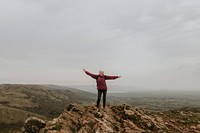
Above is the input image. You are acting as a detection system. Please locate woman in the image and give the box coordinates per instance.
[83,69,121,111]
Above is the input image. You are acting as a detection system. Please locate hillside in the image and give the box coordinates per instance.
[0,84,96,116]
[0,84,96,133]
[24,103,200,133]
[0,106,47,133]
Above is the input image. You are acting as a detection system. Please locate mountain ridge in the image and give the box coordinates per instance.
[26,103,200,133]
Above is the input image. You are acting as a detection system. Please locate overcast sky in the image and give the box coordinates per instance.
[0,0,200,91]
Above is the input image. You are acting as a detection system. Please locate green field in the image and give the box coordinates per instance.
[108,90,200,111]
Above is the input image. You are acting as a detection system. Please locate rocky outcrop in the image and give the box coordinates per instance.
[23,103,200,133]
[22,117,46,133]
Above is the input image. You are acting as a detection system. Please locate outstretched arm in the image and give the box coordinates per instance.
[83,69,98,79]
[105,75,121,80]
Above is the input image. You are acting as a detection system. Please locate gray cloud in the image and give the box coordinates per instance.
[0,0,200,90]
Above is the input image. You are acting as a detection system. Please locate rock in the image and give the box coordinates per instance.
[170,119,176,123]
[38,104,200,133]
[22,117,46,133]
[190,126,196,130]
[65,103,84,115]
[180,111,186,116]
[123,120,144,132]
[95,112,103,118]
[197,124,200,130]
[155,116,163,122]
[193,130,200,133]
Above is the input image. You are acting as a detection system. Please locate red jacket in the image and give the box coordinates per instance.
[85,71,119,90]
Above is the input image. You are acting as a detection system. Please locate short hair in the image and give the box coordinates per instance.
[99,70,104,74]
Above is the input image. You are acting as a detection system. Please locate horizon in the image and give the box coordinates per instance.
[0,83,200,93]
[0,0,200,91]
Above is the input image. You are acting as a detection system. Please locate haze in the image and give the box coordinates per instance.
[0,0,200,91]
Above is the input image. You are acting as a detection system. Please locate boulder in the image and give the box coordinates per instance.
[22,117,46,133]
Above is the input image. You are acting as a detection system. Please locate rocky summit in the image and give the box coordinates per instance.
[22,103,200,133]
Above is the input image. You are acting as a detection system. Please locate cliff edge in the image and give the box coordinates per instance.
[22,103,200,133]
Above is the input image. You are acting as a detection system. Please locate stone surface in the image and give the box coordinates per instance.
[21,104,200,133]
[22,117,46,133]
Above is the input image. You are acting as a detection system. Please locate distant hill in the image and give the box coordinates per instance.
[69,85,137,93]
[109,90,200,111]
[0,84,96,133]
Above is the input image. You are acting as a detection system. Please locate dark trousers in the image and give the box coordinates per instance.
[97,90,107,108]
